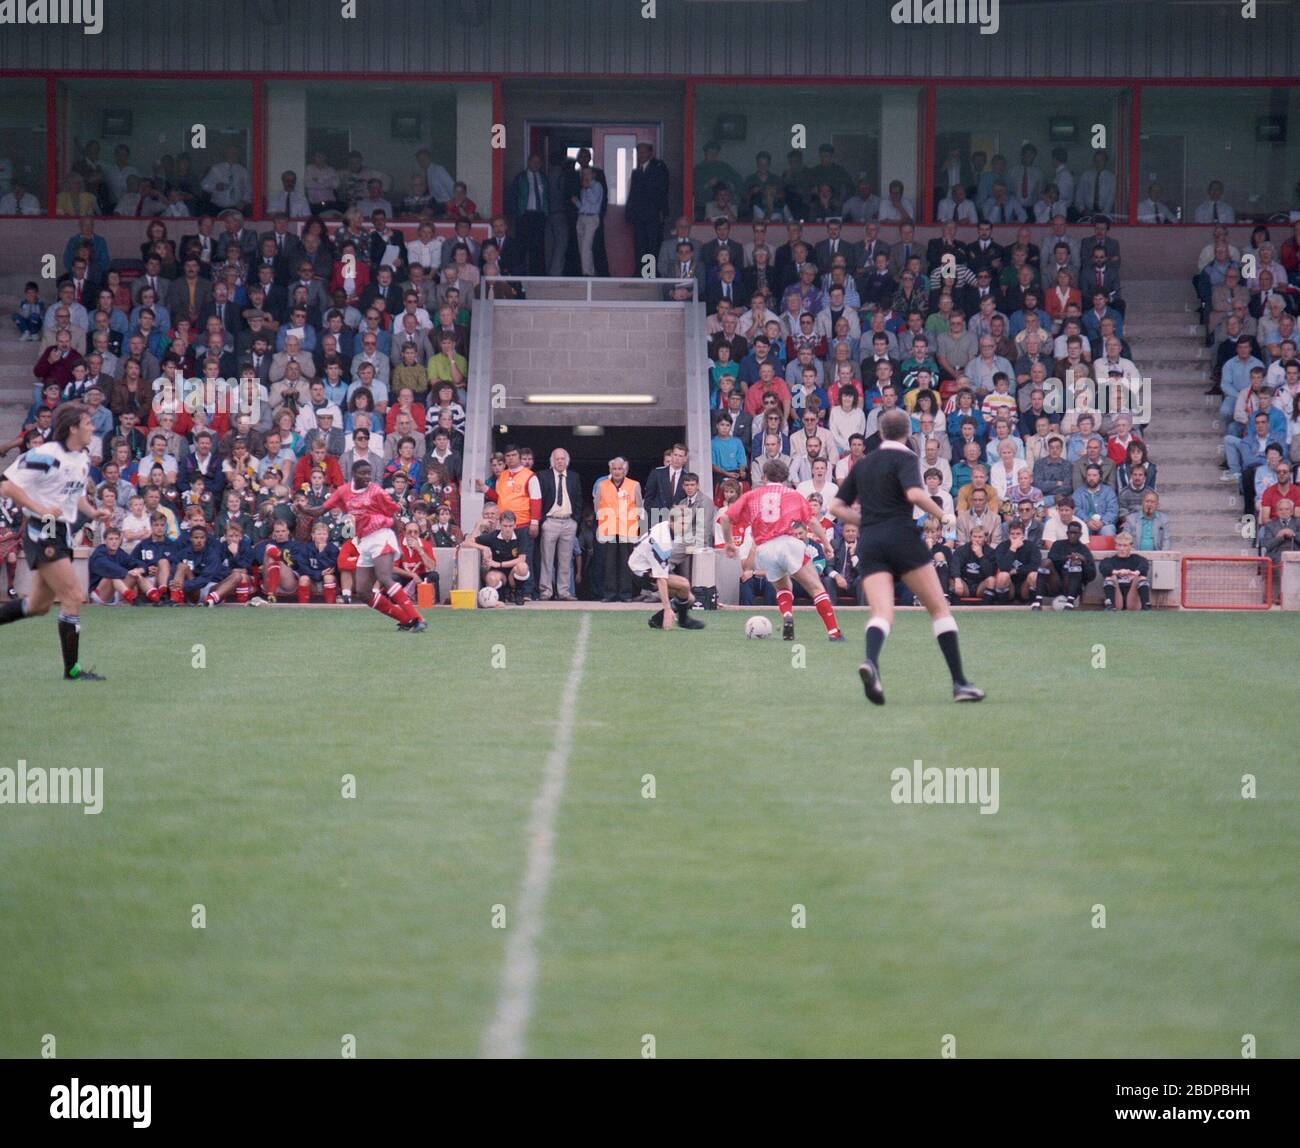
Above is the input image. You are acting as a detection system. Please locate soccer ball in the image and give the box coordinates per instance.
[477,586,500,609]
[1051,595,1069,612]
[745,615,773,639]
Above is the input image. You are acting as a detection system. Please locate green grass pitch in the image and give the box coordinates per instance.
[0,607,1295,1058]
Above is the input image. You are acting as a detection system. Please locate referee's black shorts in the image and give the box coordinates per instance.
[857,518,932,579]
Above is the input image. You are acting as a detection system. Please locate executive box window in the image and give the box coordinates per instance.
[933,86,1129,224]
[264,81,492,219]
[1140,87,1300,225]
[54,79,254,218]
[0,80,48,216]
[691,84,921,224]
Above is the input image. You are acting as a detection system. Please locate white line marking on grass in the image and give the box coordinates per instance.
[481,611,591,1059]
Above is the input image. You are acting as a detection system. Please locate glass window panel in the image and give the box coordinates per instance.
[933,86,1128,224]
[691,84,921,223]
[266,81,491,220]
[57,78,253,217]
[1141,87,1300,224]
[0,80,47,216]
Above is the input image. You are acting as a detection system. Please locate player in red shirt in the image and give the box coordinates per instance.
[299,459,426,631]
[717,457,843,641]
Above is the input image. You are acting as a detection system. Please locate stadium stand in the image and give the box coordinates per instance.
[3,82,1299,611]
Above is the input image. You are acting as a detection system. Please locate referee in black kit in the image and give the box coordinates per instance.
[830,408,984,706]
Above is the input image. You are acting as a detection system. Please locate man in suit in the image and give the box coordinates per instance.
[199,282,240,338]
[241,334,275,387]
[965,221,1004,273]
[926,221,965,275]
[856,223,891,275]
[367,211,408,272]
[658,216,697,275]
[888,223,924,278]
[699,217,744,273]
[625,142,670,270]
[1080,247,1124,314]
[260,214,304,268]
[215,211,259,265]
[814,218,859,274]
[773,222,806,281]
[508,154,548,276]
[179,215,219,271]
[644,443,690,516]
[536,447,584,601]
[165,258,213,326]
[661,238,703,288]
[823,524,863,603]
[705,260,745,312]
[132,254,171,304]
[251,235,292,287]
[288,259,330,316]
[721,390,754,458]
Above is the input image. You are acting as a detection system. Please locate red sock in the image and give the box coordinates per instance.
[813,591,840,635]
[369,587,399,618]
[264,552,281,597]
[387,582,421,624]
[323,583,337,604]
[123,589,137,603]
[146,587,161,603]
[776,589,794,617]
[296,582,311,603]
[170,588,185,604]
[204,591,220,606]
[235,582,251,604]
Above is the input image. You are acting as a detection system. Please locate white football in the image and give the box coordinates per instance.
[1051,595,1069,612]
[477,586,500,608]
[745,615,773,639]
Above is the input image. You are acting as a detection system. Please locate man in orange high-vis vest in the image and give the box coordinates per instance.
[495,443,542,599]
[595,456,643,602]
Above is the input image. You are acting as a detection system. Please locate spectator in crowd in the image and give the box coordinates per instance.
[626,142,669,271]
[1074,150,1116,217]
[1194,180,1236,224]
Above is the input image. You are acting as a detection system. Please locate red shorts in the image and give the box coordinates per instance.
[337,539,360,572]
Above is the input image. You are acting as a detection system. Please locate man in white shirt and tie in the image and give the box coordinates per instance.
[267,170,311,218]
[1074,149,1116,217]
[539,448,581,601]
[1137,183,1177,224]
[1050,147,1075,208]
[1194,180,1236,224]
[1008,144,1043,211]
[201,146,252,212]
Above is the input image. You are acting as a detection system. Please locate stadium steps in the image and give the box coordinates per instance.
[1124,280,1246,555]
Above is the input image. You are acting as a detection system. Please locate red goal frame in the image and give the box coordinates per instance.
[1180,556,1273,610]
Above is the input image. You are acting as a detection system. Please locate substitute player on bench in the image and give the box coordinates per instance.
[830,408,984,705]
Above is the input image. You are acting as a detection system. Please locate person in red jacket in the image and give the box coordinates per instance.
[292,439,344,489]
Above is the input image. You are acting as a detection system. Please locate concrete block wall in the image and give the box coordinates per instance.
[491,304,687,427]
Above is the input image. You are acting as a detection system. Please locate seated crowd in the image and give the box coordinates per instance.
[47,140,475,222]
[1195,220,1300,583]
[1,213,482,606]
[696,210,1171,609]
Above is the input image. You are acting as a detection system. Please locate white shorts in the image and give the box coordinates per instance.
[628,539,672,581]
[754,535,809,582]
[356,528,400,568]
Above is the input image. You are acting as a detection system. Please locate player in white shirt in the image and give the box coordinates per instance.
[0,404,110,679]
[628,507,704,631]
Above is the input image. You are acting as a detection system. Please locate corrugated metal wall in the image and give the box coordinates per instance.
[4,0,1298,79]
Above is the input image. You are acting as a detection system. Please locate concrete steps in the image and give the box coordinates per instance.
[1121,279,1245,554]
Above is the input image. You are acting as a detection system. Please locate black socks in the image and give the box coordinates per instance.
[57,613,80,678]
[0,599,29,626]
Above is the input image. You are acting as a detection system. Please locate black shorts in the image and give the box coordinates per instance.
[857,518,932,579]
[22,523,74,570]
